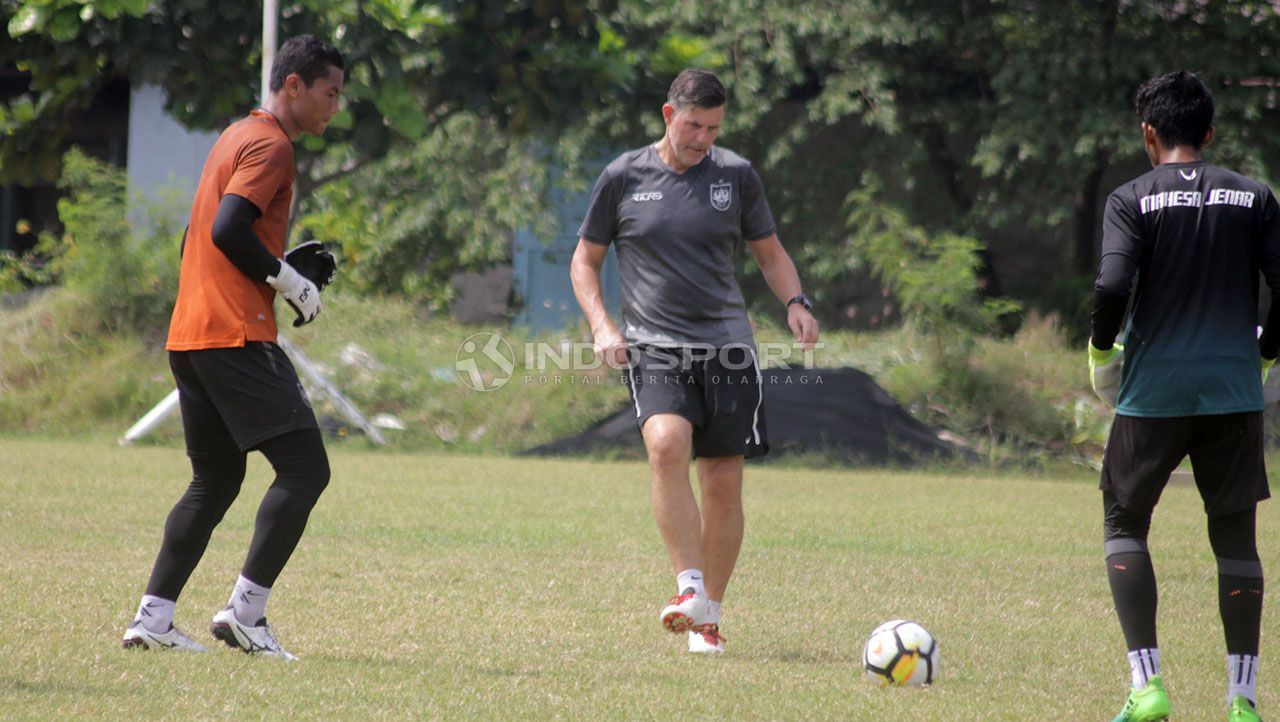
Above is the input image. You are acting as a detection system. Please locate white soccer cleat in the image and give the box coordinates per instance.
[122,619,209,652]
[660,588,712,634]
[209,606,297,661]
[688,625,725,654]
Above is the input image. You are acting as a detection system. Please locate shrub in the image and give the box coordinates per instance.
[0,147,184,335]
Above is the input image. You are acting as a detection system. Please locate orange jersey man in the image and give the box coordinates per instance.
[123,35,343,660]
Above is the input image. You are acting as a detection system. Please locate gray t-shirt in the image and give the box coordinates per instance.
[577,144,776,347]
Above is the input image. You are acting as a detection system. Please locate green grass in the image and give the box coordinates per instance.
[1,437,1272,720]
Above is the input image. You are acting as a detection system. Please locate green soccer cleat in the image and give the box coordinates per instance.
[1229,695,1262,722]
[1112,676,1170,722]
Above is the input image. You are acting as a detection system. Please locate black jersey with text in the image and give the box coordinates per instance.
[1096,161,1280,416]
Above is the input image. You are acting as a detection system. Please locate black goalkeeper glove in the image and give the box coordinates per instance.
[284,241,337,291]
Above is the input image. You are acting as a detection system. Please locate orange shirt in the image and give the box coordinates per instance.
[167,110,294,351]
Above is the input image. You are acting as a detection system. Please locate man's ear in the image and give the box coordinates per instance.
[1142,122,1164,151]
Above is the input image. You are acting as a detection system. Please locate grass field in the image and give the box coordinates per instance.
[1,438,1273,720]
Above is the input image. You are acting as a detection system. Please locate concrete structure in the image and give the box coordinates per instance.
[512,182,620,332]
[125,84,218,223]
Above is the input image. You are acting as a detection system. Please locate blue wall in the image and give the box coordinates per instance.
[513,183,620,332]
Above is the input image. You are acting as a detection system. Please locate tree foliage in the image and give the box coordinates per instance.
[0,0,628,185]
[0,148,182,331]
[296,113,559,307]
[627,1,1280,326]
[6,1,1280,332]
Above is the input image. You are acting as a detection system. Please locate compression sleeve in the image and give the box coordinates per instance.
[210,193,283,282]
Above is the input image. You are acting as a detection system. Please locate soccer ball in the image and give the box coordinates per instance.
[862,619,939,687]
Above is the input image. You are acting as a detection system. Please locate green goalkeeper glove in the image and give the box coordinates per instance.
[1264,356,1276,384]
[1088,340,1124,407]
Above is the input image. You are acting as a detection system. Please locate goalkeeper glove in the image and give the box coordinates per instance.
[1264,356,1276,384]
[1088,340,1124,407]
[266,260,321,327]
[284,241,337,290]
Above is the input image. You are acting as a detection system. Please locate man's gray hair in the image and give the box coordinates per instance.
[668,69,726,110]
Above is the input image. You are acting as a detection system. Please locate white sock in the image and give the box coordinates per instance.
[676,569,706,597]
[1227,654,1259,707]
[228,575,271,625]
[706,600,722,626]
[135,595,175,634]
[1128,648,1161,689]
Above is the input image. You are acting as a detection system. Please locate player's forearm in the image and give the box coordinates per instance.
[1090,251,1137,349]
[1090,292,1127,350]
[569,256,616,338]
[1260,299,1280,359]
[758,248,803,304]
[211,194,282,282]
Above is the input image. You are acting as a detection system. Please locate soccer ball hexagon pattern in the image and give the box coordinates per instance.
[862,619,940,687]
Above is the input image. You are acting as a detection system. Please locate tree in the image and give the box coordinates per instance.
[11,1,1280,329]
[1,0,650,303]
[606,1,1280,329]
[1,0,628,197]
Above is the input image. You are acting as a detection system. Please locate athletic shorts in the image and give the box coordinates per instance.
[169,342,318,457]
[622,344,768,459]
[1100,412,1270,516]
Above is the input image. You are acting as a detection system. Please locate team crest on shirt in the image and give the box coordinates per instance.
[710,180,732,211]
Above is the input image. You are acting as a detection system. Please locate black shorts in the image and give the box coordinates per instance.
[170,343,319,457]
[622,344,768,459]
[1100,412,1270,516]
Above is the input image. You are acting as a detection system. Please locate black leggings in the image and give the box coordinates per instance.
[1104,492,1262,655]
[1104,493,1259,562]
[144,428,330,600]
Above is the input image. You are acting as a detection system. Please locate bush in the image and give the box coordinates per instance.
[296,114,557,310]
[830,184,1110,461]
[0,148,184,335]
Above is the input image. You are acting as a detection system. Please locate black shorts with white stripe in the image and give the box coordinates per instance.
[623,344,768,459]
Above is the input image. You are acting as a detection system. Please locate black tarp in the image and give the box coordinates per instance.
[522,367,974,464]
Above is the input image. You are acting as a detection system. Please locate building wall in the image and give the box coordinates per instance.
[125,84,220,226]
[513,180,620,332]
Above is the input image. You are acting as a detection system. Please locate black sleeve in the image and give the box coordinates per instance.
[1257,190,1280,359]
[1090,191,1142,349]
[211,194,283,282]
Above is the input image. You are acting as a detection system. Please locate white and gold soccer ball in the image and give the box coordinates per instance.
[862,619,940,687]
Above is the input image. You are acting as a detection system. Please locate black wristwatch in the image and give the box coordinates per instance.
[786,294,813,311]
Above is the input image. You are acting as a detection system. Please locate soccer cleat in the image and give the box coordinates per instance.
[1112,675,1170,722]
[660,588,712,634]
[209,606,297,661]
[688,625,725,654]
[1229,695,1263,722]
[122,619,208,652]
